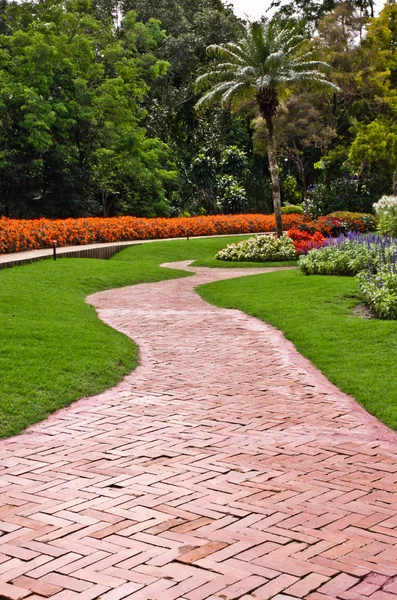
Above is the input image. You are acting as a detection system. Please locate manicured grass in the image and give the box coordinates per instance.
[198,270,397,431]
[8,233,396,437]
[0,235,294,438]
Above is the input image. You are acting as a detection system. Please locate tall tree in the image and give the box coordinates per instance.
[0,0,175,218]
[348,1,397,193]
[195,20,338,235]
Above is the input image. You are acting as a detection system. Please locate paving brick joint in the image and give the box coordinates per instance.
[1,261,397,600]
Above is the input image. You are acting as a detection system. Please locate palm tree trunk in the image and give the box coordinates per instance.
[265,115,282,237]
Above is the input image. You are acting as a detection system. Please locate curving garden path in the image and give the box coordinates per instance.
[1,262,397,600]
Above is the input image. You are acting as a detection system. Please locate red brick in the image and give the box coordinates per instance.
[11,575,62,598]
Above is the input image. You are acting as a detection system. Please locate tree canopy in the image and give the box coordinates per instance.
[1,0,397,219]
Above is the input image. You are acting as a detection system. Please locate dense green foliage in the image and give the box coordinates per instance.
[199,269,397,430]
[3,0,397,218]
[0,0,177,218]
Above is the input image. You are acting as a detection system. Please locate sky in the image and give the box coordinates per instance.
[227,0,385,21]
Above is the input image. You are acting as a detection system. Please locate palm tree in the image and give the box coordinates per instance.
[195,20,339,236]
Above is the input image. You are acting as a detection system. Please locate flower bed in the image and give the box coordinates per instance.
[216,234,296,262]
[299,232,397,319]
[0,212,376,255]
[0,214,298,254]
[288,228,325,255]
[299,233,397,276]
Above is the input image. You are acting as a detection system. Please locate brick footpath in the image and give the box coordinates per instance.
[1,261,397,600]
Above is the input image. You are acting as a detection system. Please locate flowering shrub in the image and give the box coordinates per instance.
[288,228,326,255]
[299,214,375,236]
[328,212,376,233]
[299,232,397,319]
[216,234,296,262]
[299,233,397,276]
[0,211,376,255]
[357,266,397,320]
[373,196,397,237]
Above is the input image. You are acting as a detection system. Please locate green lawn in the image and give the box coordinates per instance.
[0,235,289,438]
[2,235,397,438]
[198,270,397,431]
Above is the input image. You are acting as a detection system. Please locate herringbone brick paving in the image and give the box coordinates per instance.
[1,261,397,600]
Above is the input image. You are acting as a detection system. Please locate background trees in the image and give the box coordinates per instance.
[1,0,397,219]
[0,0,174,217]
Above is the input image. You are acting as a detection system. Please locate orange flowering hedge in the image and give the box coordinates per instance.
[0,213,375,255]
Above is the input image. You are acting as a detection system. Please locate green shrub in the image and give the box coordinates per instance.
[282,205,304,214]
[357,267,397,320]
[329,211,372,219]
[281,174,302,205]
[216,175,248,214]
[307,175,387,217]
[299,239,373,276]
[217,234,296,262]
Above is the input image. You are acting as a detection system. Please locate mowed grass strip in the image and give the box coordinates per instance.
[198,269,397,431]
[1,235,291,438]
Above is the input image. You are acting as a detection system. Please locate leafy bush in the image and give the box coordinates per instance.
[299,240,371,276]
[307,175,386,217]
[357,266,397,320]
[281,174,302,205]
[216,234,296,262]
[216,175,249,214]
[220,146,249,179]
[282,205,304,214]
[374,195,397,237]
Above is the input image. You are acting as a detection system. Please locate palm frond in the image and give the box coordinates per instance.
[206,44,247,67]
[236,65,257,78]
[249,22,270,65]
[221,81,255,106]
[293,60,332,74]
[289,51,314,64]
[264,50,286,73]
[194,81,237,111]
[195,68,239,91]
[218,42,254,65]
[256,74,273,91]
[229,82,257,112]
[281,34,306,53]
[286,72,340,92]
